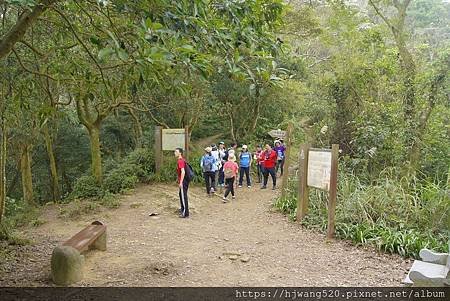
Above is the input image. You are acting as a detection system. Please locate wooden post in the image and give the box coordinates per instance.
[281,123,293,199]
[327,144,339,239]
[184,126,189,161]
[296,143,310,222]
[154,126,162,173]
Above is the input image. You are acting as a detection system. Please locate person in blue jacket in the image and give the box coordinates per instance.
[200,146,218,196]
[238,144,252,188]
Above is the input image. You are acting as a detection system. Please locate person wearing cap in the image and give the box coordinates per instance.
[238,144,252,188]
[200,146,217,196]
[222,154,239,202]
[274,140,286,177]
[218,142,227,188]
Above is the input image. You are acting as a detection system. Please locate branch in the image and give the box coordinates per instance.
[0,0,59,59]
[12,47,56,80]
[52,6,110,93]
[19,39,45,57]
[368,0,394,31]
[135,97,170,128]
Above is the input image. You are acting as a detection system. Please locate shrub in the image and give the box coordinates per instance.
[70,175,103,199]
[125,148,155,180]
[274,169,449,258]
[103,162,139,194]
[100,192,121,208]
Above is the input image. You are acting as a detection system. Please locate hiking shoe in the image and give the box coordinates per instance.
[261,186,267,189]
[179,214,189,218]
[238,185,242,188]
[222,197,228,203]
[211,188,215,193]
[272,186,276,190]
[232,196,236,200]
[247,185,251,188]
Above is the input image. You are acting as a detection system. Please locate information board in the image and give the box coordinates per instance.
[162,129,186,151]
[307,150,332,191]
[268,129,287,139]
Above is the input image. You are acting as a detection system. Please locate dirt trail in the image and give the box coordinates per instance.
[0,182,411,286]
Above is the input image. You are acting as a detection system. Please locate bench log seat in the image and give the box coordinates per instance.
[51,221,107,285]
[404,246,450,287]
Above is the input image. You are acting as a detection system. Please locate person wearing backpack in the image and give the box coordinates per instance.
[222,154,239,202]
[200,146,217,196]
[175,148,190,218]
[238,144,252,188]
[217,141,227,189]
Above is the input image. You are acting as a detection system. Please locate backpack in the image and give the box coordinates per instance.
[184,161,195,182]
[202,155,214,172]
[224,164,234,179]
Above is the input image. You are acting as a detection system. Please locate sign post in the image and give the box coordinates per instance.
[155,127,190,173]
[327,144,339,238]
[154,126,163,173]
[297,144,339,239]
[296,143,310,222]
[184,126,189,161]
[268,129,287,140]
[281,123,293,199]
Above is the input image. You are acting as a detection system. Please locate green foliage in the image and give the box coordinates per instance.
[100,192,121,209]
[70,175,104,200]
[103,148,154,193]
[275,170,449,258]
[103,165,139,194]
[124,148,155,181]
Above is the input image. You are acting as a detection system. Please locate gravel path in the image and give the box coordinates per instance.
[0,182,411,286]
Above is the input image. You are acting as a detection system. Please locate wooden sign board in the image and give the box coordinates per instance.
[268,129,287,139]
[155,126,189,173]
[307,150,332,191]
[162,129,186,151]
[297,144,339,239]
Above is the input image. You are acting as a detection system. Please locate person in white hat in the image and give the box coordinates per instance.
[238,144,252,188]
[200,146,217,196]
[222,154,239,202]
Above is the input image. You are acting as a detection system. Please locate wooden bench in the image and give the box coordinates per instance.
[404,244,450,287]
[51,221,107,285]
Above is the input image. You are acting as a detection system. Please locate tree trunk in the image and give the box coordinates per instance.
[0,0,60,60]
[87,124,103,185]
[0,121,6,222]
[407,76,442,172]
[128,108,143,149]
[20,144,34,205]
[43,123,60,201]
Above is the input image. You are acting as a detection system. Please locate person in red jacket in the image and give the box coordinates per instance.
[261,143,277,190]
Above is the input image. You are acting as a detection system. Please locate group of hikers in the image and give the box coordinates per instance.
[174,140,286,218]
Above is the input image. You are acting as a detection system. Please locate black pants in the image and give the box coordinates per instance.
[256,164,263,183]
[178,180,189,217]
[238,166,251,186]
[203,171,216,194]
[276,158,285,176]
[224,177,235,198]
[218,166,224,185]
[263,167,276,187]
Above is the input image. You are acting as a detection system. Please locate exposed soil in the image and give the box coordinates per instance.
[0,182,412,286]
